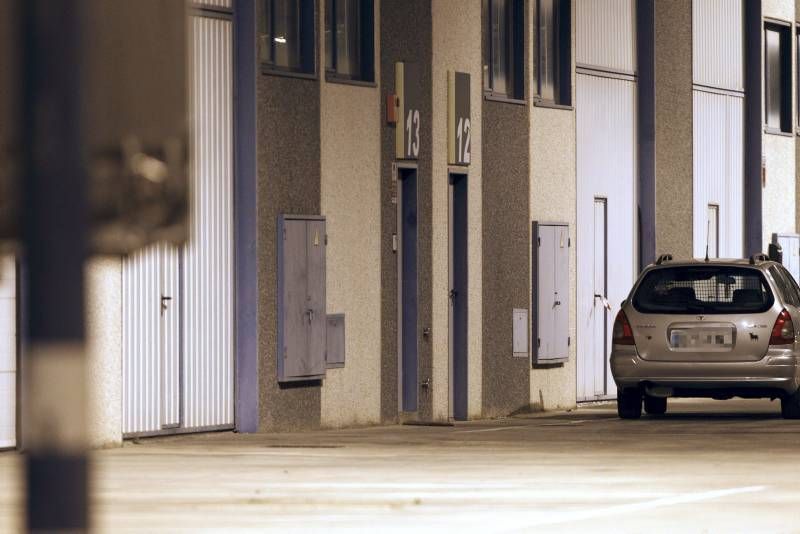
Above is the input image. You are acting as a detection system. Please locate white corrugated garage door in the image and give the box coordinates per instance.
[692,91,744,258]
[575,0,637,402]
[122,12,234,436]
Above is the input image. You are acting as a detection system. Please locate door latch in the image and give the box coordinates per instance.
[306,308,315,324]
[594,294,612,311]
[420,377,431,389]
[160,295,172,316]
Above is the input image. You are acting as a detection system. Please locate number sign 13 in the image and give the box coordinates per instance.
[395,61,422,160]
[448,71,471,166]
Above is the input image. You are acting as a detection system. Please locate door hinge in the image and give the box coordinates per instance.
[568,336,571,346]
[568,238,571,247]
[537,338,541,348]
[537,237,541,247]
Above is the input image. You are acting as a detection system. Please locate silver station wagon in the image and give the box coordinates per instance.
[611,254,800,419]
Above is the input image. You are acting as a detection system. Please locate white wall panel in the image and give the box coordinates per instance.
[123,245,167,434]
[576,0,636,72]
[0,256,15,448]
[692,0,744,91]
[195,0,232,8]
[692,91,744,258]
[576,74,637,401]
[123,14,233,435]
[184,15,234,429]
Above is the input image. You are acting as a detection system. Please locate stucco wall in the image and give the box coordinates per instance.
[256,0,323,431]
[379,0,434,423]
[481,0,531,417]
[319,0,382,428]
[763,135,797,245]
[528,0,577,412]
[85,257,122,448]
[764,0,795,22]
[655,0,694,260]
[431,0,483,420]
[762,0,797,247]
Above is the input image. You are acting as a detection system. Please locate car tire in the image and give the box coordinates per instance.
[617,389,642,419]
[644,395,667,416]
[781,390,800,419]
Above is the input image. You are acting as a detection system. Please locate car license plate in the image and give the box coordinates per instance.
[669,327,734,352]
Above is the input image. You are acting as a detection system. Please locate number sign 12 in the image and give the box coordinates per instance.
[448,71,471,166]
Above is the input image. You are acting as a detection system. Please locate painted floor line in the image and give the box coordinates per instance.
[455,426,526,434]
[505,485,767,531]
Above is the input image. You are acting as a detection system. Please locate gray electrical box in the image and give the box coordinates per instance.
[533,221,570,364]
[512,308,529,357]
[277,215,327,383]
[326,314,346,368]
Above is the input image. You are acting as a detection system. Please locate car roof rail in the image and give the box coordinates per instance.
[749,253,769,265]
[655,254,673,265]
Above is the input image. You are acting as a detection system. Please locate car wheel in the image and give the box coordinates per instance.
[781,390,800,419]
[644,395,667,416]
[617,389,642,419]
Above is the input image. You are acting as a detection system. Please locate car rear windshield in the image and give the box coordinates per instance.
[632,266,774,314]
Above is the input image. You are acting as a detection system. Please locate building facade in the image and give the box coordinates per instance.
[3,0,800,449]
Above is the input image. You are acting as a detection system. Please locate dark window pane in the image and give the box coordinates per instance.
[766,28,781,129]
[260,0,273,64]
[482,0,490,91]
[325,0,334,70]
[273,0,301,69]
[336,0,361,77]
[491,0,508,95]
[538,0,555,101]
[261,0,314,74]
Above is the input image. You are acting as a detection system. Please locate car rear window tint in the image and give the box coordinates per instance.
[632,266,774,314]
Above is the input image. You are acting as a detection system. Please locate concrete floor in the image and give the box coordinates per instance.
[1,398,799,533]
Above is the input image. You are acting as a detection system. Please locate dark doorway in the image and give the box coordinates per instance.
[400,168,418,413]
[450,173,468,420]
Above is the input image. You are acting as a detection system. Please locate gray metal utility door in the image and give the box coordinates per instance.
[400,168,419,413]
[123,12,233,436]
[0,256,16,449]
[450,173,468,421]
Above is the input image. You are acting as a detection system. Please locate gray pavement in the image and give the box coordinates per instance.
[1,398,799,533]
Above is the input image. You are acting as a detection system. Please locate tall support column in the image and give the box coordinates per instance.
[21,0,89,530]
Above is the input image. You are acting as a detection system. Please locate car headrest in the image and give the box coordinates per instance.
[732,288,763,305]
[666,286,696,303]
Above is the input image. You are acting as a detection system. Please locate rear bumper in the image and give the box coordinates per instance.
[611,348,800,396]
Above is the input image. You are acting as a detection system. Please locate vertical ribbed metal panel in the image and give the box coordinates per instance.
[122,14,233,436]
[576,74,637,401]
[576,0,636,72]
[692,0,744,91]
[162,245,181,427]
[184,15,234,429]
[693,90,744,258]
[195,0,233,8]
[123,246,162,434]
[0,256,16,448]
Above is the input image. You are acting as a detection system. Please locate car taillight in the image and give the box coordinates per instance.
[770,309,795,346]
[612,310,635,346]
